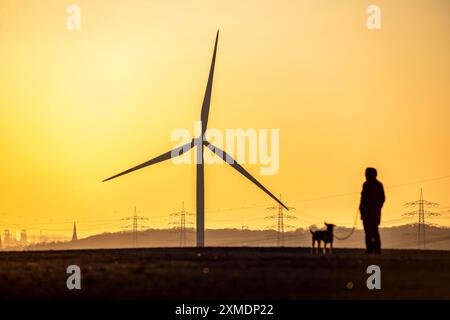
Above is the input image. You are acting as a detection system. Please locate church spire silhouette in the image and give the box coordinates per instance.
[71,222,78,241]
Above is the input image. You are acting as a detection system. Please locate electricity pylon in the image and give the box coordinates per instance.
[403,188,440,249]
[265,194,296,246]
[122,206,148,248]
[169,201,194,247]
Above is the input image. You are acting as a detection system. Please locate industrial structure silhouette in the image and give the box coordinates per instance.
[121,207,148,248]
[404,189,441,249]
[265,194,296,246]
[103,31,288,247]
[169,201,194,247]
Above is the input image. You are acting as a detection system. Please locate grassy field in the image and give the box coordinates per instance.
[0,247,449,299]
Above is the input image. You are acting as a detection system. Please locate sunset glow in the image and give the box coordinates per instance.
[1,0,449,239]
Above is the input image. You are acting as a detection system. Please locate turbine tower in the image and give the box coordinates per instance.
[103,31,288,247]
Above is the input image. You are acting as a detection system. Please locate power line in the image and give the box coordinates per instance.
[1,173,449,239]
[168,201,194,247]
[2,173,449,226]
[403,188,441,249]
[203,173,450,216]
[390,174,450,189]
[265,194,296,247]
[121,206,148,248]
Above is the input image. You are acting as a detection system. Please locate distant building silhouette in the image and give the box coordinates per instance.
[3,230,12,247]
[20,229,27,245]
[72,222,78,241]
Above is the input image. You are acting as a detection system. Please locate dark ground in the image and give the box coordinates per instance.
[0,247,449,299]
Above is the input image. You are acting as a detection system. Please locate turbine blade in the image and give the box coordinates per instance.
[200,30,219,134]
[103,140,194,182]
[204,141,288,210]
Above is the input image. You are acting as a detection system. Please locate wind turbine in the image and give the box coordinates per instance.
[103,31,288,247]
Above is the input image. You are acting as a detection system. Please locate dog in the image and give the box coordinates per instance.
[310,223,335,254]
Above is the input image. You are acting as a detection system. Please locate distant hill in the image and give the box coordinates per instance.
[21,224,450,251]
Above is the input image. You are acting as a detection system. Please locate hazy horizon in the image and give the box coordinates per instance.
[1,0,449,239]
[3,222,450,251]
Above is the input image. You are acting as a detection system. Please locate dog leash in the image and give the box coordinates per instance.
[334,209,360,240]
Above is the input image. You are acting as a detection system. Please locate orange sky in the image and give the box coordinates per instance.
[0,0,449,239]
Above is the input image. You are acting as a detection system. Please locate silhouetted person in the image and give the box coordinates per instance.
[359,167,385,254]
